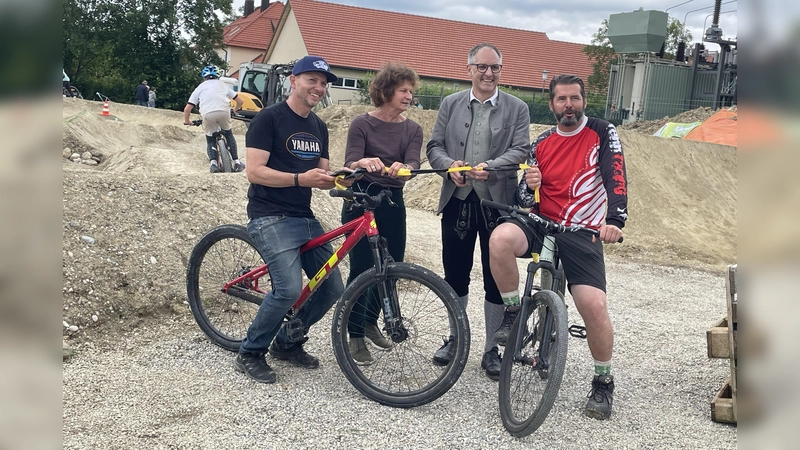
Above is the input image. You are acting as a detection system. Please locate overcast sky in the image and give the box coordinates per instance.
[232,0,754,49]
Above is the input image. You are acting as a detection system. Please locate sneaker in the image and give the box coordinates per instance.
[269,341,319,369]
[364,322,391,349]
[585,374,615,420]
[348,337,374,365]
[234,352,277,384]
[432,336,455,366]
[494,308,520,346]
[481,347,502,381]
[233,161,246,172]
[210,161,220,173]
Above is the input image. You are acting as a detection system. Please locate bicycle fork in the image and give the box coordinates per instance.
[512,260,557,369]
[369,236,408,343]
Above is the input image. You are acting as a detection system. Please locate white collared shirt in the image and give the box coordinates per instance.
[469,88,499,106]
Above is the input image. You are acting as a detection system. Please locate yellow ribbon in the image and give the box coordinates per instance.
[389,163,532,177]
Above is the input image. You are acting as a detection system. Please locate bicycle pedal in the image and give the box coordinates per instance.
[283,318,305,343]
[568,325,587,339]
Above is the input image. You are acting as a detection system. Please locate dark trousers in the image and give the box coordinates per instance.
[341,181,406,337]
[441,192,503,305]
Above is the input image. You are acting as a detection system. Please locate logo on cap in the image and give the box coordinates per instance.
[312,60,329,70]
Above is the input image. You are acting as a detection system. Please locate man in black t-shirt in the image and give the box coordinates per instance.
[234,56,353,384]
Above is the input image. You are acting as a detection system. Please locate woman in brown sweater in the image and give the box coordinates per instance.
[341,62,423,364]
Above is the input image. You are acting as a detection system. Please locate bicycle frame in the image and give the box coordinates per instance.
[221,209,382,313]
[512,235,564,368]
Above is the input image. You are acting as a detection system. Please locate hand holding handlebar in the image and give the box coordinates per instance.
[479,199,623,243]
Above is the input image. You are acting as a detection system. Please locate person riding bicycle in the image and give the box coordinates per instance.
[487,74,628,420]
[235,55,354,384]
[183,65,246,173]
[63,70,72,96]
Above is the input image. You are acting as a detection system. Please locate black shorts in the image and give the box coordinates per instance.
[498,215,607,293]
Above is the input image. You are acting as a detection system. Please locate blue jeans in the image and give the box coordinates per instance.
[239,215,344,354]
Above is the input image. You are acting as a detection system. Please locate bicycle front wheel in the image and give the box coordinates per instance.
[186,224,268,351]
[498,290,568,437]
[331,262,469,408]
[217,137,233,172]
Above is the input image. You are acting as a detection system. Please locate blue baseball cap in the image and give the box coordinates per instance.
[292,55,337,83]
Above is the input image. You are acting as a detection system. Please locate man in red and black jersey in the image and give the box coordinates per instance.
[488,74,628,420]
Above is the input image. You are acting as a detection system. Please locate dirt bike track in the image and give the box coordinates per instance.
[62,96,735,340]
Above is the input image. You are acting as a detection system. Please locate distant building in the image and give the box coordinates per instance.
[222,0,594,106]
[217,0,285,77]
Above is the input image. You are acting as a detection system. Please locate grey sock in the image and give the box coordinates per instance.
[484,301,505,352]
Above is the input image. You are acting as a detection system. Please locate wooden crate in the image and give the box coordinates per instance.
[725,264,737,422]
[706,317,733,359]
[711,376,736,424]
[709,264,737,424]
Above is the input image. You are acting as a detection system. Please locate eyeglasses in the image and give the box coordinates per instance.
[470,64,503,74]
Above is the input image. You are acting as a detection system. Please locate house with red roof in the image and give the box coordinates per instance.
[217,0,284,78]
[232,0,595,105]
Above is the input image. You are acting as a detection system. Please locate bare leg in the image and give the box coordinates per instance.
[571,285,613,361]
[488,223,529,292]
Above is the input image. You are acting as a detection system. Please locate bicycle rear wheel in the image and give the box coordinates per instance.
[498,290,568,437]
[186,224,268,351]
[217,136,233,172]
[331,262,469,408]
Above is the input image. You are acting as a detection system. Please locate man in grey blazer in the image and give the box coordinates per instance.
[426,42,531,380]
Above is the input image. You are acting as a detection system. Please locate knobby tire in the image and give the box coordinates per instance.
[186,224,267,351]
[331,262,469,408]
[218,136,233,173]
[498,290,568,437]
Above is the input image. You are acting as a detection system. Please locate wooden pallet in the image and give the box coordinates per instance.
[711,376,736,424]
[708,264,737,424]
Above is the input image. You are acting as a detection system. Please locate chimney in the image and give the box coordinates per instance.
[261,0,269,12]
[244,0,254,16]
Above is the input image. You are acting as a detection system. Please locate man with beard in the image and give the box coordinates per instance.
[487,74,628,420]
[426,43,530,381]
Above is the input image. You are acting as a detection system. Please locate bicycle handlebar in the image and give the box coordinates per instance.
[329,184,394,210]
[480,199,623,243]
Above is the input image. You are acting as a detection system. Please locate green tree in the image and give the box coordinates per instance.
[63,0,232,110]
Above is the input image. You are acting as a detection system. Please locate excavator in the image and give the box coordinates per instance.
[229,60,333,126]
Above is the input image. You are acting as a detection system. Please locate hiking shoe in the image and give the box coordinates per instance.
[481,347,502,381]
[494,307,520,346]
[269,341,319,369]
[210,161,220,173]
[585,374,615,420]
[364,322,391,349]
[432,336,455,366]
[348,337,374,365]
[233,161,246,172]
[234,352,277,384]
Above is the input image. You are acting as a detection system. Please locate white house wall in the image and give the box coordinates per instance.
[266,9,308,65]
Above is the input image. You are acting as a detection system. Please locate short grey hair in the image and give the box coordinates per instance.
[467,43,502,65]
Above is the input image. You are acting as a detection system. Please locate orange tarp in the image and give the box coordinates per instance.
[684,107,737,147]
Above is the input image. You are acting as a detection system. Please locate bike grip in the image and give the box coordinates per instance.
[479,199,514,213]
[329,189,354,200]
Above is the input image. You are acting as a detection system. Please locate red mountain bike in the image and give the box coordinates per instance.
[186,171,470,407]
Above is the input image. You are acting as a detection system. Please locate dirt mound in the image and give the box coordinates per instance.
[618,106,717,135]
[62,97,735,343]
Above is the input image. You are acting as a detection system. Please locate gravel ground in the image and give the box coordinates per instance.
[62,258,737,449]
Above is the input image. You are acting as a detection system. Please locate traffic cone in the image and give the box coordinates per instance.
[101,99,110,116]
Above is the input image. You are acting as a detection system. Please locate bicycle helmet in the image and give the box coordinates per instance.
[201,65,219,79]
